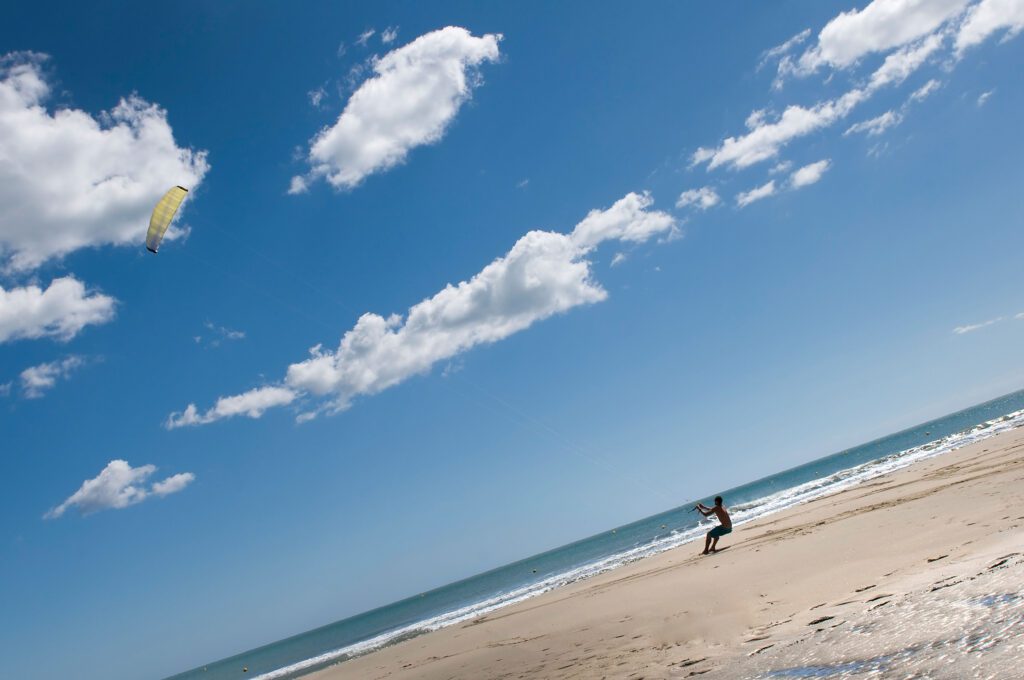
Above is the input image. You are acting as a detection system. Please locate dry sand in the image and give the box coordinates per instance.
[309,426,1024,679]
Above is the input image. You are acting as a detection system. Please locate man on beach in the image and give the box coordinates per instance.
[696,496,732,555]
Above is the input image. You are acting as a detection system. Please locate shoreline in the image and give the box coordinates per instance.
[305,422,1024,679]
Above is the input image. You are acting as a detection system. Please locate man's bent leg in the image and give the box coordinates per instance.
[703,532,712,555]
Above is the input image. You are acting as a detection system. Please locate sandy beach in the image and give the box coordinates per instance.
[308,425,1024,679]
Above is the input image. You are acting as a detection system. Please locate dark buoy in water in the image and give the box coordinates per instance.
[242,667,248,673]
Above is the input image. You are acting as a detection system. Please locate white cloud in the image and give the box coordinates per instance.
[194,321,245,348]
[676,186,720,210]
[44,460,194,519]
[758,28,812,71]
[308,86,327,108]
[953,317,1003,334]
[794,0,969,74]
[295,27,501,191]
[770,160,793,174]
[356,29,376,47]
[693,89,868,170]
[789,159,832,188]
[977,88,996,106]
[0,52,208,271]
[846,79,940,137]
[381,27,399,44]
[0,381,10,397]
[736,180,777,207]
[610,252,627,267]
[171,193,676,425]
[1016,312,1024,320]
[845,110,903,136]
[20,355,85,398]
[955,0,1024,54]
[0,277,116,344]
[910,78,942,101]
[287,175,309,195]
[866,32,945,90]
[166,385,297,429]
[151,472,195,496]
[516,178,530,189]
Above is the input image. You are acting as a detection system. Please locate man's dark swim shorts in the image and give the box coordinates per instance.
[708,525,732,538]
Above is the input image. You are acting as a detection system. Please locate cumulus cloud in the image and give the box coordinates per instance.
[955,0,1024,54]
[789,159,832,188]
[0,277,116,344]
[20,355,85,398]
[166,385,297,429]
[676,186,721,210]
[692,89,868,170]
[792,0,968,75]
[0,52,208,271]
[293,27,501,191]
[736,180,777,207]
[44,460,194,519]
[170,193,676,426]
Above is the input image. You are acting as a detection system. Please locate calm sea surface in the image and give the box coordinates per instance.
[167,389,1024,680]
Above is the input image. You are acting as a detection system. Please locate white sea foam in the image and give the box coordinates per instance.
[256,408,1024,679]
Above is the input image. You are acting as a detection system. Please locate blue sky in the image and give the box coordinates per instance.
[2,1,1023,677]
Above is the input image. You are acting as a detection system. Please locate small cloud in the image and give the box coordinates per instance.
[308,86,327,108]
[758,28,811,72]
[910,79,941,103]
[610,252,628,267]
[336,41,347,58]
[45,460,194,519]
[356,29,376,47]
[977,89,995,107]
[769,160,793,175]
[196,322,245,348]
[1016,312,1024,320]
[789,159,831,189]
[20,355,86,399]
[676,186,720,210]
[845,110,902,137]
[516,178,529,189]
[288,175,309,195]
[441,360,464,378]
[953,317,1004,334]
[736,180,776,208]
[0,381,11,397]
[381,27,399,44]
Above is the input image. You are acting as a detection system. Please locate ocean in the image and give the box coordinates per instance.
[167,389,1024,680]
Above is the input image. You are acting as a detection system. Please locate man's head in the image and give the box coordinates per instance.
[714,496,723,506]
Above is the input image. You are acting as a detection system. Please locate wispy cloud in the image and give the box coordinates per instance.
[355,29,376,47]
[194,321,246,348]
[758,28,811,72]
[20,356,86,398]
[381,27,399,44]
[45,460,194,519]
[953,317,1004,334]
[977,88,996,106]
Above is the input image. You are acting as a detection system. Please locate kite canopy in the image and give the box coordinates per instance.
[146,186,188,253]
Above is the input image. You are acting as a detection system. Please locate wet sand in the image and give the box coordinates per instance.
[308,426,1024,679]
